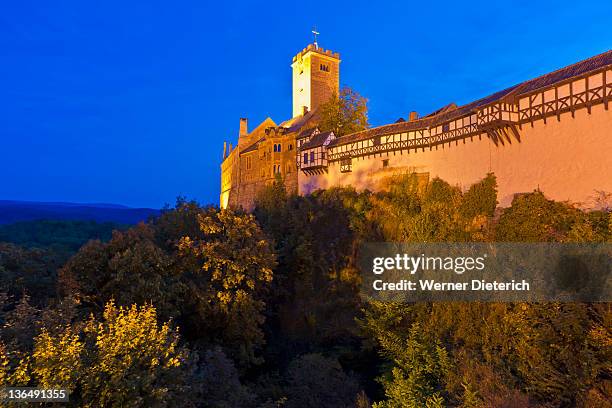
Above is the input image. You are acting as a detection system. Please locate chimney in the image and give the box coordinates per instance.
[223,141,227,159]
[229,143,233,152]
[409,111,419,122]
[239,118,248,137]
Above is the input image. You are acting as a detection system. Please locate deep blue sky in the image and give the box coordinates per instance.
[1,1,610,208]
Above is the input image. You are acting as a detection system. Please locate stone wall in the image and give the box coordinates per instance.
[299,104,612,208]
[222,134,299,210]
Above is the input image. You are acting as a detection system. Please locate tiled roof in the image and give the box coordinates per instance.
[422,103,458,118]
[279,110,320,133]
[328,49,612,148]
[512,50,612,94]
[240,112,321,155]
[240,137,265,154]
[297,127,319,140]
[300,131,334,150]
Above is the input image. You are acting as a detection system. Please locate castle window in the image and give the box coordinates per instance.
[340,158,352,173]
[246,156,252,170]
[321,151,325,160]
[303,153,308,164]
[382,159,389,168]
[289,144,293,151]
[277,144,281,152]
[310,151,315,163]
[320,64,330,72]
[442,123,450,133]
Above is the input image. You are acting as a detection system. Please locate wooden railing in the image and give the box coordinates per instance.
[327,123,479,161]
[477,103,519,126]
[519,78,610,123]
[319,67,611,165]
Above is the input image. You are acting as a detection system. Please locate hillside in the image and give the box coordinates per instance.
[0,200,160,225]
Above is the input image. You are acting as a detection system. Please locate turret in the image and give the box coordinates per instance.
[291,44,340,118]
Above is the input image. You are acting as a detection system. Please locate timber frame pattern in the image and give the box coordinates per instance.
[324,54,611,166]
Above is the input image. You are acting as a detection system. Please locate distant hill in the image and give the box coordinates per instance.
[0,219,129,253]
[0,200,160,225]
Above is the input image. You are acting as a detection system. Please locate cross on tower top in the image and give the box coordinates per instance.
[311,27,319,49]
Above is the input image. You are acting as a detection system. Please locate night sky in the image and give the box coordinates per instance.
[1,0,610,208]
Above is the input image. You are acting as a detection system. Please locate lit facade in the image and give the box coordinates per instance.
[221,45,612,210]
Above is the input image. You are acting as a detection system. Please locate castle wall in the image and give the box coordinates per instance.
[292,45,340,117]
[308,53,340,114]
[224,45,610,211]
[220,148,238,209]
[222,134,298,211]
[299,103,612,207]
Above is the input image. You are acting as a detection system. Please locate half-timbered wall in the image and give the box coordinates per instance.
[300,147,327,170]
[299,67,612,207]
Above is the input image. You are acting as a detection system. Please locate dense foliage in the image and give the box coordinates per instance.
[0,175,610,407]
[318,87,370,136]
[0,220,126,253]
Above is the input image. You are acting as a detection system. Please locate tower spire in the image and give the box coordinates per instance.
[311,26,319,49]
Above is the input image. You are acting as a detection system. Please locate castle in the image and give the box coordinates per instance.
[220,43,612,210]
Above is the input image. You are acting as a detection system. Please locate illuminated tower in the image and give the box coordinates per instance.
[291,38,340,118]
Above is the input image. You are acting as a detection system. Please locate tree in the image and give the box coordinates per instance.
[253,175,288,241]
[1,293,40,352]
[373,322,451,408]
[254,186,362,350]
[10,302,189,407]
[285,353,359,408]
[1,300,258,407]
[0,220,125,255]
[494,191,581,241]
[510,302,609,406]
[60,201,276,368]
[0,242,62,308]
[460,173,498,219]
[58,223,179,315]
[5,175,611,407]
[319,87,369,136]
[178,208,276,367]
[367,173,493,242]
[190,347,256,407]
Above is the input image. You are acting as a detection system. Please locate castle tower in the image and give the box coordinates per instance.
[291,43,340,118]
